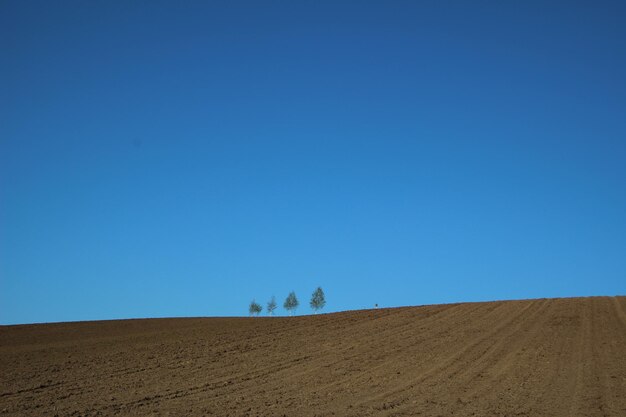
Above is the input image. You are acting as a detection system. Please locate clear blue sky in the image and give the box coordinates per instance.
[2,1,625,325]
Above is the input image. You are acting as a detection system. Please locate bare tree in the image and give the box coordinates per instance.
[267,296,277,315]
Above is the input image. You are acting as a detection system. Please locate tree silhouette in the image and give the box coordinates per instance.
[267,296,277,315]
[310,287,326,313]
[284,291,299,315]
[249,300,262,316]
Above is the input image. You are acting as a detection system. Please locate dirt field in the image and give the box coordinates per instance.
[1,296,625,416]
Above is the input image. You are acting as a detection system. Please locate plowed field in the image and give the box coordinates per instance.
[2,296,626,416]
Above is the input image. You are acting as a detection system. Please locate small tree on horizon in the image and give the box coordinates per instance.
[249,300,262,316]
[310,287,326,313]
[267,296,277,316]
[284,291,299,315]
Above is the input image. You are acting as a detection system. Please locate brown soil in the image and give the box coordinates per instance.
[1,296,625,416]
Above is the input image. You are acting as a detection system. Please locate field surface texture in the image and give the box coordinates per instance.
[2,296,626,416]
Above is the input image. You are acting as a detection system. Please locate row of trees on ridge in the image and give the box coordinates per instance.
[249,287,326,316]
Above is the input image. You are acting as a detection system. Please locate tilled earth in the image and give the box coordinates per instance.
[1,296,625,416]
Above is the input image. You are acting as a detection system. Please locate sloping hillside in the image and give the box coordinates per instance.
[1,296,625,416]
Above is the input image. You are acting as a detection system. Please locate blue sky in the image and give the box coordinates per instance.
[1,1,625,324]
